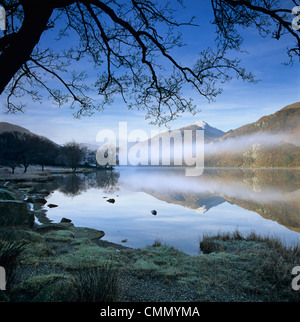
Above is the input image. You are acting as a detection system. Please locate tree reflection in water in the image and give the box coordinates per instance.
[43,170,120,197]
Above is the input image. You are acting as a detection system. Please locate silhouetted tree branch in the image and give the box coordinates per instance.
[211,0,300,63]
[0,0,298,125]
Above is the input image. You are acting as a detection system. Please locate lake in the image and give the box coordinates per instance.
[37,167,300,255]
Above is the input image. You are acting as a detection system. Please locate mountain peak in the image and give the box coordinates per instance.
[192,120,207,128]
[180,120,225,142]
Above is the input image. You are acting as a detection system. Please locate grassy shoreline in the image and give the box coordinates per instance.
[0,165,95,183]
[0,224,299,302]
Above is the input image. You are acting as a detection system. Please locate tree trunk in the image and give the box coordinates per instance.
[0,2,53,94]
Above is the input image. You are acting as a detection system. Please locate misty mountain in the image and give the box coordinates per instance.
[136,102,300,168]
[179,120,225,142]
[117,119,225,166]
[205,102,300,168]
[117,103,299,168]
[220,102,300,140]
[146,120,225,145]
[2,101,299,169]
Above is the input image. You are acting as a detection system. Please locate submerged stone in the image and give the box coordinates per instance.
[47,204,58,208]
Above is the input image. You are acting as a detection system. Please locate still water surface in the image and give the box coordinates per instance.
[39,167,300,255]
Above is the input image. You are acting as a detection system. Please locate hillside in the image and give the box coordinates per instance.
[220,102,300,140]
[0,122,58,142]
[142,103,300,168]
[205,102,300,168]
[0,122,62,173]
[0,122,33,135]
[143,120,225,147]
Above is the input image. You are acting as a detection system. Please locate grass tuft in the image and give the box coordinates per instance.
[199,230,300,301]
[70,261,119,302]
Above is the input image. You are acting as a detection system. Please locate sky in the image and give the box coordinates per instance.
[0,0,299,145]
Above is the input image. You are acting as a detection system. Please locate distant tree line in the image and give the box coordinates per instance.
[0,131,98,173]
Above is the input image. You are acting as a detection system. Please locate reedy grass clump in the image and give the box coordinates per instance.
[200,230,300,302]
[69,261,119,302]
[0,235,26,291]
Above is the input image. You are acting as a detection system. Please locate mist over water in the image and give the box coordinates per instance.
[43,167,300,255]
[120,167,298,203]
[204,132,300,155]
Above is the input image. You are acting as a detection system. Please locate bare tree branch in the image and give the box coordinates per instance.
[0,0,297,125]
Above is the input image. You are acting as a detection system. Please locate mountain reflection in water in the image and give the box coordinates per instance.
[40,167,300,255]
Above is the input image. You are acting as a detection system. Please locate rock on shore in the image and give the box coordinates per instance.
[34,221,105,240]
[0,186,34,227]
